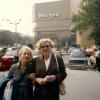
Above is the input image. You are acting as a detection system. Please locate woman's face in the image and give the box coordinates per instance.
[39,41,52,56]
[20,49,32,63]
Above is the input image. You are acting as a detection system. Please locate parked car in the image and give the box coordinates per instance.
[67,47,75,55]
[68,48,89,70]
[52,48,61,56]
[0,47,7,58]
[70,44,80,48]
[33,49,41,58]
[0,47,19,71]
[67,44,80,55]
[60,49,66,55]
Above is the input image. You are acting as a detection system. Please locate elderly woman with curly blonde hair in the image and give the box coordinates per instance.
[33,38,67,100]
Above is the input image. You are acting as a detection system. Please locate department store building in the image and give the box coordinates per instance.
[32,0,81,45]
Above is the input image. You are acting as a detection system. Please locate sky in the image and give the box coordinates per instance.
[0,0,60,36]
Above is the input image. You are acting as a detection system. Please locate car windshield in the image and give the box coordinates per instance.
[5,50,18,56]
[71,51,85,58]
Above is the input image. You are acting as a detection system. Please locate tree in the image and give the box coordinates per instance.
[0,29,35,46]
[72,0,100,45]
[0,30,15,46]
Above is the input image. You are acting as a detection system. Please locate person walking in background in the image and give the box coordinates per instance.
[94,48,100,71]
[27,44,33,50]
[89,52,96,66]
[6,46,35,100]
[33,38,67,100]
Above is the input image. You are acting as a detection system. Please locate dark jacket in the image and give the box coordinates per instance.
[34,53,67,100]
[7,60,35,100]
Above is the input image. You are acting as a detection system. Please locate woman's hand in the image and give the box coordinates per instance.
[35,75,56,85]
[7,80,13,88]
[28,73,35,80]
[35,78,47,85]
[45,75,56,82]
[28,73,36,83]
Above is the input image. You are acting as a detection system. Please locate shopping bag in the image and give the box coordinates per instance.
[0,78,9,100]
[3,82,13,100]
[59,82,66,95]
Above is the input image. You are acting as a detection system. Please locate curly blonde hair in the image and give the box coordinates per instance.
[36,38,55,49]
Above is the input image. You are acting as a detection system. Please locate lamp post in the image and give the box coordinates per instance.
[10,19,21,46]
[2,18,21,46]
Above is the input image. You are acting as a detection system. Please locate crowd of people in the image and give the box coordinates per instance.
[0,38,67,100]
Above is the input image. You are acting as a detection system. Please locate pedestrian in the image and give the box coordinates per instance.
[6,46,35,100]
[33,38,67,100]
[27,43,33,49]
[94,48,100,71]
[89,52,96,66]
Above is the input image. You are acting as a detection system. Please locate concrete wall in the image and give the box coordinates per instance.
[33,0,71,32]
[32,0,82,45]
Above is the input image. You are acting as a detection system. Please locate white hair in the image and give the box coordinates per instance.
[18,46,33,61]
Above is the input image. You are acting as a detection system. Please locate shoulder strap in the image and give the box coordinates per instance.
[55,54,59,71]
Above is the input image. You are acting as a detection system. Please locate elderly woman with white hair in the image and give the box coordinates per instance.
[6,46,35,100]
[33,38,67,100]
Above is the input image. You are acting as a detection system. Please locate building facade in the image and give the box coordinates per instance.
[32,0,83,46]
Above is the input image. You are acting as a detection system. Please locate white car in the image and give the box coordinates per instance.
[68,49,89,70]
[67,47,75,55]
[33,49,41,58]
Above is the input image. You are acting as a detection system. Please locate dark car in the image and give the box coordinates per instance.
[0,47,19,71]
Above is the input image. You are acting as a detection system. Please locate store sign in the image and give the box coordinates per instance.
[38,12,60,19]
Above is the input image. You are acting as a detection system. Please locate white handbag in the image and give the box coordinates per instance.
[3,82,13,100]
[55,55,66,95]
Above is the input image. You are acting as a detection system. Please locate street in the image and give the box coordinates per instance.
[0,71,8,80]
[60,68,100,100]
[0,68,100,100]
[0,55,100,100]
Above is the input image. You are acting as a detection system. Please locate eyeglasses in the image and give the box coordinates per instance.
[40,45,51,48]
